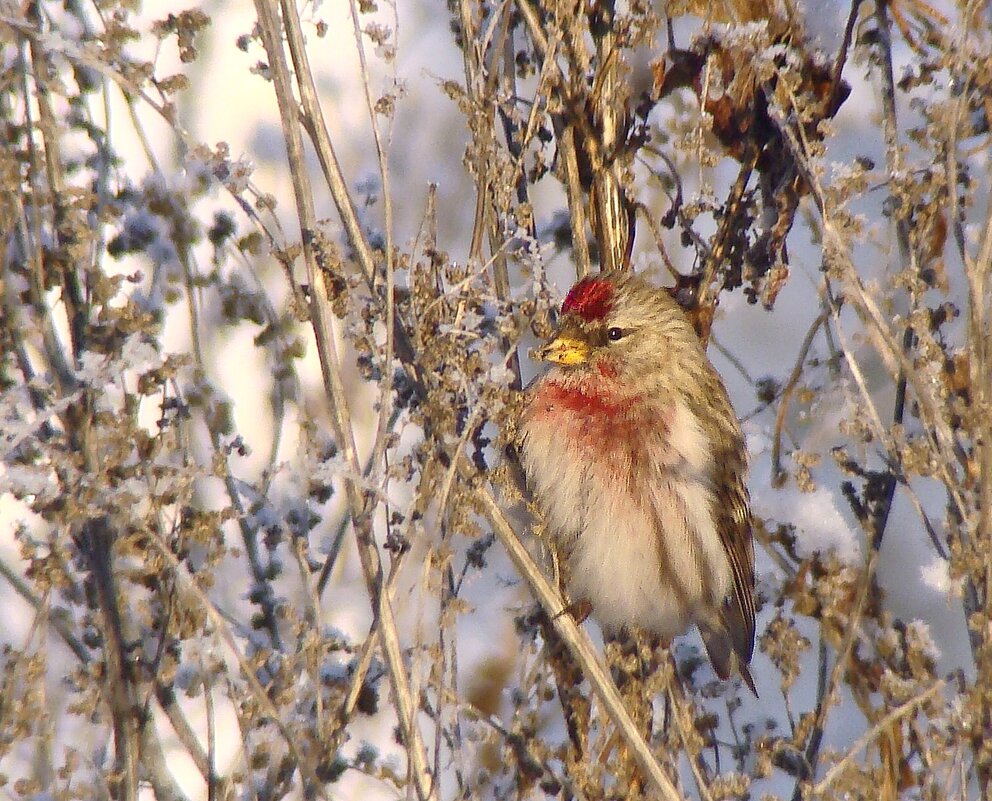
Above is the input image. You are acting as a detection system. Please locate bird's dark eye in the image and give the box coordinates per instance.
[607,327,624,342]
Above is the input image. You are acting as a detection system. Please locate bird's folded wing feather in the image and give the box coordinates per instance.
[711,436,756,665]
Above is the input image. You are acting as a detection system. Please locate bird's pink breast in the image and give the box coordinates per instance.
[525,378,667,474]
[530,380,633,419]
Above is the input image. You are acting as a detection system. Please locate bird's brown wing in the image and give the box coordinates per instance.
[685,372,757,691]
[708,429,757,688]
[699,476,756,693]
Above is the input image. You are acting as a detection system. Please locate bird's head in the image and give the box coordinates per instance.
[533,271,701,388]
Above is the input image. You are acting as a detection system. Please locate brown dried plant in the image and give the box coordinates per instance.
[1,1,990,800]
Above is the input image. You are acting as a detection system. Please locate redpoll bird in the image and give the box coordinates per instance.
[520,270,756,692]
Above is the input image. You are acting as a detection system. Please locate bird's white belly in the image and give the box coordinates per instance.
[568,494,690,639]
[521,401,731,641]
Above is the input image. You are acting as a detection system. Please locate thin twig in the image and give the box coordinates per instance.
[696,151,757,313]
[866,0,917,550]
[634,200,680,280]
[0,558,89,663]
[666,680,717,801]
[790,550,881,801]
[347,0,398,478]
[829,0,862,116]
[79,519,139,801]
[812,680,946,797]
[771,311,827,486]
[767,68,971,532]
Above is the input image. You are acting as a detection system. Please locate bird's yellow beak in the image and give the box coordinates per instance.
[532,336,589,366]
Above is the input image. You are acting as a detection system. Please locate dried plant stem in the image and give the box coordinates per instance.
[143,529,330,798]
[867,0,918,550]
[964,97,992,798]
[697,150,757,312]
[813,680,947,796]
[791,549,882,801]
[79,520,139,801]
[335,544,411,742]
[588,0,631,271]
[669,694,716,801]
[517,0,631,274]
[0,558,89,663]
[456,0,525,387]
[561,124,593,277]
[345,0,398,472]
[473,484,685,801]
[273,0,375,285]
[156,683,211,781]
[518,11,591,281]
[771,311,827,486]
[139,721,194,801]
[768,84,970,527]
[253,2,436,797]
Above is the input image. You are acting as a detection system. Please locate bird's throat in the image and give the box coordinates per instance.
[523,374,667,465]
[530,377,636,419]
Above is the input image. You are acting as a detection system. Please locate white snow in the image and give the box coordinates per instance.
[921,554,960,598]
[755,484,861,563]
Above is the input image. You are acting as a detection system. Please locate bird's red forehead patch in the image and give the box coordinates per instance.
[561,277,614,322]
